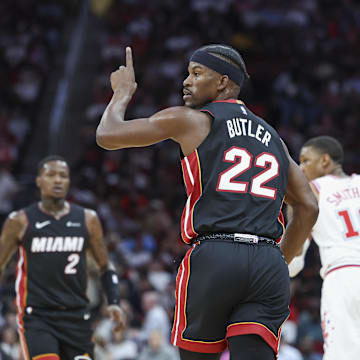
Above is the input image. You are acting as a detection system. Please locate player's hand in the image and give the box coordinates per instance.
[110,47,137,98]
[107,304,126,334]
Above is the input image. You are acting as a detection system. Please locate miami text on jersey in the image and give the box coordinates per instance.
[31,236,85,253]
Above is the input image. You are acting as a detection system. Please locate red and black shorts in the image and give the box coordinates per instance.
[171,238,290,356]
[18,307,94,360]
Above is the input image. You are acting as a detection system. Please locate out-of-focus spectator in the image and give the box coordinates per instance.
[0,348,12,360]
[298,336,323,360]
[106,330,138,360]
[297,298,323,350]
[139,330,179,360]
[278,323,304,360]
[0,164,18,225]
[0,326,21,360]
[140,291,171,342]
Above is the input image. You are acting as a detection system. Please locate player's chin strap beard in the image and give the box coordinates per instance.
[190,50,245,87]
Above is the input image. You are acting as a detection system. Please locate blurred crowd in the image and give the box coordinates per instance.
[1,0,360,359]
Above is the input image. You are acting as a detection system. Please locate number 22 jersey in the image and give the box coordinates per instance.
[180,99,289,244]
[16,203,89,312]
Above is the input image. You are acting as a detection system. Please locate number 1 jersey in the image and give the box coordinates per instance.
[180,99,289,244]
[16,203,89,312]
[311,174,360,277]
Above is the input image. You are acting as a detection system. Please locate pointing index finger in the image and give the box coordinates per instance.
[126,47,134,69]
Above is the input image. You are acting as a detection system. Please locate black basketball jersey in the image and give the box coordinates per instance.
[15,203,90,311]
[180,99,289,244]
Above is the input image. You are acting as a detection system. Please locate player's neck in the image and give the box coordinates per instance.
[214,89,238,102]
[330,167,347,178]
[39,198,69,219]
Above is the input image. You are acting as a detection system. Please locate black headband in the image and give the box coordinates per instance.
[190,50,245,87]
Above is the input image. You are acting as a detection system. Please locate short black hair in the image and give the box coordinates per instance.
[303,136,344,165]
[198,44,250,81]
[38,155,68,174]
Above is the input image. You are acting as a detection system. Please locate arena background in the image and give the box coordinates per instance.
[1,0,359,359]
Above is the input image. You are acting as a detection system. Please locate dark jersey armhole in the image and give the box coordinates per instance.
[20,210,31,245]
[200,109,215,120]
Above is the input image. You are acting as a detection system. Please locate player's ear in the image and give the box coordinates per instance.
[217,75,229,91]
[35,176,41,189]
[321,153,332,169]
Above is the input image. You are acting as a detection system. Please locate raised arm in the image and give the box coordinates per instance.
[85,209,125,333]
[0,211,27,279]
[280,144,318,263]
[96,47,210,154]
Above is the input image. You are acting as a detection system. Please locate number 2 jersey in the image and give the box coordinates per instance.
[180,99,289,244]
[311,174,360,277]
[16,203,90,312]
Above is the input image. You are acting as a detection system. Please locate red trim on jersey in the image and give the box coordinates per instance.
[18,327,30,360]
[20,210,30,244]
[171,246,227,353]
[211,99,245,105]
[15,247,28,322]
[326,264,360,277]
[226,322,281,355]
[276,209,285,243]
[200,109,215,118]
[180,150,202,244]
[33,354,60,360]
[16,247,29,360]
[173,336,227,353]
[311,179,320,194]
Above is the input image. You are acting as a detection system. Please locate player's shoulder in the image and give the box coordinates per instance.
[151,106,207,129]
[350,173,360,181]
[311,174,353,190]
[309,175,327,194]
[155,105,203,118]
[84,208,98,218]
[82,207,101,226]
[68,202,98,219]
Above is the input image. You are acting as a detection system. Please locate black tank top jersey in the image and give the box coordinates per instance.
[180,99,288,244]
[16,203,89,311]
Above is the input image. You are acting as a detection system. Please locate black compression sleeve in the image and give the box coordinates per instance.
[100,270,121,305]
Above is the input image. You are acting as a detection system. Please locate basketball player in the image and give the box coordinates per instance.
[288,136,360,360]
[0,155,126,360]
[96,45,318,360]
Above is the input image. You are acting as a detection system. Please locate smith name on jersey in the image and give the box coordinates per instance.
[16,203,90,315]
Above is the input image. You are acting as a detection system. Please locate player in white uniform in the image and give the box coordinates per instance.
[288,136,360,360]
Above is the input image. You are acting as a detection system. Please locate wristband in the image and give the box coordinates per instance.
[100,270,121,305]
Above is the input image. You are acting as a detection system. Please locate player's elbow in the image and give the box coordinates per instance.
[292,195,318,227]
[96,130,123,150]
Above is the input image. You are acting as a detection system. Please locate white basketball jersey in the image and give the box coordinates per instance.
[311,174,360,277]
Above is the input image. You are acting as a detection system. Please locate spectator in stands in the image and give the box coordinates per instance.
[140,291,171,342]
[139,330,180,360]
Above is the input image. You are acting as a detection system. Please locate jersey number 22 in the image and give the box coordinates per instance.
[217,146,279,199]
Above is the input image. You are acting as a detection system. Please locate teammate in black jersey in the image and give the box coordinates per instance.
[96,45,318,360]
[0,155,125,360]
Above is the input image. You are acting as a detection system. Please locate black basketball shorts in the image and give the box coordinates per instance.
[171,239,290,355]
[18,307,94,360]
